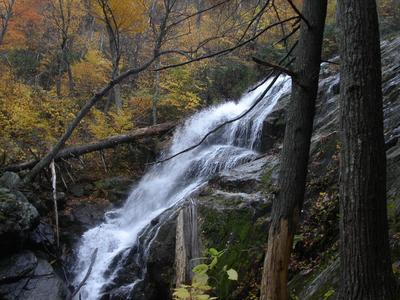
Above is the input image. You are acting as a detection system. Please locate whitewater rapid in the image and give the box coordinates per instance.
[72,75,291,299]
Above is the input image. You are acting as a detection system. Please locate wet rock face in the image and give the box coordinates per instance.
[0,188,39,254]
[211,156,279,193]
[0,251,70,300]
[142,215,177,300]
[99,209,178,300]
[0,250,37,282]
[59,197,113,248]
[259,94,289,153]
[28,222,56,250]
[117,156,278,300]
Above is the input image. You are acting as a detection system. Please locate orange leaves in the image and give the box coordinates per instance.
[3,0,46,49]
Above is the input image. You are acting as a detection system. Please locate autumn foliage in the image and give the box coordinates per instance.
[0,0,396,167]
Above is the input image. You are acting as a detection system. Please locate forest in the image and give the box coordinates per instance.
[0,0,399,299]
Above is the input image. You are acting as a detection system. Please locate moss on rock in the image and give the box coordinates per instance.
[198,199,269,299]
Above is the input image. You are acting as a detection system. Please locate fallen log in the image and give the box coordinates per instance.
[2,122,176,172]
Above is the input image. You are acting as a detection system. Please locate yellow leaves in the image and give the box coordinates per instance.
[88,106,135,140]
[88,108,113,139]
[109,109,134,133]
[0,67,79,160]
[160,65,204,114]
[90,0,146,34]
[72,50,111,95]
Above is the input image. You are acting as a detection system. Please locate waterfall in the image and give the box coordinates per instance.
[72,75,292,300]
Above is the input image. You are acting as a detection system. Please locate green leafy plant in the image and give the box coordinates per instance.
[173,248,238,300]
[323,288,335,299]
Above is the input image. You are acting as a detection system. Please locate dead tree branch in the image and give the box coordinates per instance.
[4,122,175,172]
[155,16,299,72]
[252,57,296,77]
[67,248,98,300]
[286,0,310,29]
[152,73,282,164]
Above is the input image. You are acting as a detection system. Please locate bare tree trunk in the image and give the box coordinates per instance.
[0,0,15,46]
[63,41,75,95]
[337,0,398,299]
[105,25,122,111]
[66,62,74,95]
[152,58,161,125]
[50,160,60,248]
[260,1,327,299]
[195,0,203,27]
[56,54,62,98]
[175,201,200,287]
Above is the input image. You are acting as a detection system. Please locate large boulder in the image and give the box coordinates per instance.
[18,258,70,300]
[94,177,135,205]
[0,188,39,253]
[0,172,21,189]
[0,251,70,300]
[211,155,279,193]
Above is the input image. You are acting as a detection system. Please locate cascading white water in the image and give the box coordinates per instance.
[72,75,291,300]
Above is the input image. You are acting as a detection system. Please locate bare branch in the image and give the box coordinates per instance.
[152,73,282,165]
[0,0,16,45]
[274,25,299,46]
[252,56,296,77]
[286,0,310,29]
[155,16,299,72]
[167,0,230,30]
[67,249,98,300]
[237,0,272,43]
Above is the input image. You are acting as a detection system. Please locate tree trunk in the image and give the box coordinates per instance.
[0,0,15,46]
[63,42,75,96]
[106,25,122,111]
[260,1,327,299]
[152,58,161,125]
[4,122,175,172]
[337,0,398,299]
[195,0,203,28]
[56,53,63,98]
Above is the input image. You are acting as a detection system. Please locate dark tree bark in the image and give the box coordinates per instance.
[260,0,327,299]
[337,0,398,299]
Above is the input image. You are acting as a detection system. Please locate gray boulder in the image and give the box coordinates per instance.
[0,172,21,189]
[0,251,70,300]
[0,188,39,253]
